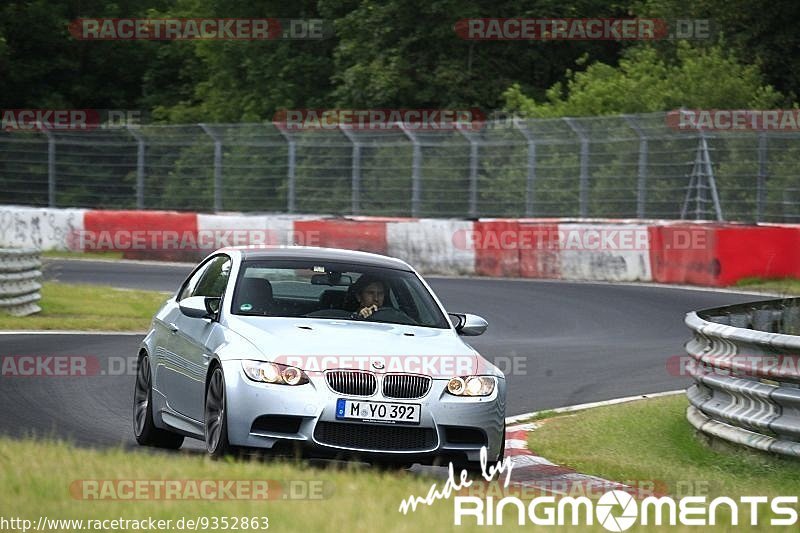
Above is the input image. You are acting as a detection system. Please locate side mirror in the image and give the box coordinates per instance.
[179,296,221,319]
[448,313,488,336]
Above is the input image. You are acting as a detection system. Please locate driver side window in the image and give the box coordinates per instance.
[178,256,231,301]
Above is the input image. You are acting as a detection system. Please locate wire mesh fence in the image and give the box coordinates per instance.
[1,111,798,221]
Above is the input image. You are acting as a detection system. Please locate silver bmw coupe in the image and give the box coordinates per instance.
[133,246,506,467]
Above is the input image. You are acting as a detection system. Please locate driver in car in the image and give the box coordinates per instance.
[352,275,388,319]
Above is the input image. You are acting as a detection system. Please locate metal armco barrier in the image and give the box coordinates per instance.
[685,298,800,457]
[0,248,42,316]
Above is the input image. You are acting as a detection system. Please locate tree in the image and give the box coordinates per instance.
[325,0,626,110]
[632,0,800,102]
[503,42,783,117]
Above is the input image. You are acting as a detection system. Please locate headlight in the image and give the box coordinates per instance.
[242,360,309,386]
[446,375,495,396]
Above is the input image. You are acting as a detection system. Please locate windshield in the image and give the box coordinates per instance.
[231,260,449,329]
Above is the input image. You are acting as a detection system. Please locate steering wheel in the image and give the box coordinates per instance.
[362,307,417,325]
[304,309,353,319]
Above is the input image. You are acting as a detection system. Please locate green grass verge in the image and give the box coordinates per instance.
[0,437,509,532]
[527,395,800,498]
[0,282,167,331]
[734,277,800,296]
[42,250,125,260]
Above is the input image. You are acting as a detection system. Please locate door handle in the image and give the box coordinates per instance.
[167,322,179,333]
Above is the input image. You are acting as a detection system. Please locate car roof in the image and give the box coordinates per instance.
[220,246,413,271]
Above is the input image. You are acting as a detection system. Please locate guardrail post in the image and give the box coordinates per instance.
[624,115,648,219]
[127,126,146,209]
[513,119,537,217]
[199,124,223,212]
[563,117,589,217]
[277,129,296,213]
[399,123,422,217]
[339,126,361,215]
[701,134,724,221]
[757,132,768,222]
[44,130,56,207]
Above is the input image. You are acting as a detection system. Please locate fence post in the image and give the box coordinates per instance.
[514,119,537,217]
[623,115,648,219]
[563,117,589,217]
[127,126,146,209]
[199,124,222,212]
[44,130,56,207]
[339,126,361,215]
[757,132,768,222]
[399,123,422,217]
[277,129,296,213]
[702,134,724,221]
[455,126,479,218]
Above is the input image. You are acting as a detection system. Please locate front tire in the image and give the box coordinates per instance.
[205,366,232,458]
[133,354,184,449]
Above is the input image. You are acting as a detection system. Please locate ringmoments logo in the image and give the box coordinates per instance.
[452,493,799,528]
[595,491,638,531]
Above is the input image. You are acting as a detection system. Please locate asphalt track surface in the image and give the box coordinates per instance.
[0,258,765,450]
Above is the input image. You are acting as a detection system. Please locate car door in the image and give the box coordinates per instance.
[163,255,231,421]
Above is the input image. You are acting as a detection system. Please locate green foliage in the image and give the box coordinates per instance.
[1,0,799,220]
[325,0,625,110]
[632,0,800,102]
[503,42,783,117]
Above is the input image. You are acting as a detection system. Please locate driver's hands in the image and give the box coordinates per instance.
[358,304,378,318]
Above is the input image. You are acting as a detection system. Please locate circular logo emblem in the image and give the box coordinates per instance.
[371,360,385,370]
[596,490,638,532]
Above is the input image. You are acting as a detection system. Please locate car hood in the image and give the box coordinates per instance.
[226,316,481,374]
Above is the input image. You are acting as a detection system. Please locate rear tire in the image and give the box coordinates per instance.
[205,366,233,459]
[133,354,184,449]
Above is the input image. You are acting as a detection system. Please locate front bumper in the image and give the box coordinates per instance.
[221,360,506,463]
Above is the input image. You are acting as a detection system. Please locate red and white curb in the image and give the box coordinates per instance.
[503,422,645,497]
[500,391,687,498]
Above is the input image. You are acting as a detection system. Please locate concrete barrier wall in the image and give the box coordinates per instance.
[0,206,85,250]
[3,205,798,287]
[557,223,652,282]
[387,219,475,275]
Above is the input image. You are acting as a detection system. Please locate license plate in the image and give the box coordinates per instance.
[335,399,420,424]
